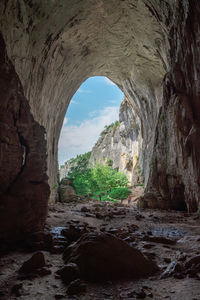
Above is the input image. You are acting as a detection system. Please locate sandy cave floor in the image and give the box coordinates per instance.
[0,187,200,300]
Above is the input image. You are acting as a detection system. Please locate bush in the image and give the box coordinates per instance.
[70,164,129,198]
[109,187,131,200]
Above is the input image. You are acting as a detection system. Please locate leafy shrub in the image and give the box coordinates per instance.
[107,158,113,167]
[68,151,91,180]
[109,187,131,200]
[71,164,129,197]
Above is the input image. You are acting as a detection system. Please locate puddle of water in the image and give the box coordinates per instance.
[151,227,185,238]
[51,226,66,238]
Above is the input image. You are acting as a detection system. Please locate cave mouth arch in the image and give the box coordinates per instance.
[58,76,124,168]
[0,0,199,242]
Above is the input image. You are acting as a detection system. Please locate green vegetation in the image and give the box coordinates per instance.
[109,187,131,200]
[100,120,120,136]
[68,152,91,180]
[69,164,128,197]
[67,153,129,201]
[106,158,113,167]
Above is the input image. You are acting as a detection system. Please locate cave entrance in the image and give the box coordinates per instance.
[58,76,123,168]
[58,76,142,204]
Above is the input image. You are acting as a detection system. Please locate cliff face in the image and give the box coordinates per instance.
[89,99,141,185]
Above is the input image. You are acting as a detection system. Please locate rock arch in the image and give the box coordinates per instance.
[0,0,199,241]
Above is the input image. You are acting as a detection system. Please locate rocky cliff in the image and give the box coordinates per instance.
[89,98,141,185]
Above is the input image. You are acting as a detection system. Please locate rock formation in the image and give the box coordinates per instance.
[58,178,77,203]
[0,0,200,241]
[89,98,140,185]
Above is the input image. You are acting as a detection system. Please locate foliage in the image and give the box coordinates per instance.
[106,158,113,167]
[70,164,129,198]
[100,120,120,136]
[109,187,131,200]
[92,190,118,202]
[68,151,91,180]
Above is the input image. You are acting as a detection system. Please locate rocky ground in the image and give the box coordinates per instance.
[0,189,200,300]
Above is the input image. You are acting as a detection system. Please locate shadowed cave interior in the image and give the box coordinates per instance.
[0,1,200,299]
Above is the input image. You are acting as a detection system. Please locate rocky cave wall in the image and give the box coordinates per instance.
[0,0,200,240]
[0,33,49,241]
[145,0,200,212]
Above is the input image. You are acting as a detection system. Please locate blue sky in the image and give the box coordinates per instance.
[58,76,123,165]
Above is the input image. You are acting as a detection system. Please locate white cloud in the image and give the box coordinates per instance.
[104,77,115,86]
[63,117,69,126]
[109,99,118,104]
[71,100,78,104]
[77,89,92,94]
[58,106,119,165]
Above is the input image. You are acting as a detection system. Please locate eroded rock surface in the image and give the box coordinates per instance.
[63,232,159,281]
[58,179,77,203]
[89,98,141,185]
[0,0,200,243]
[0,34,49,242]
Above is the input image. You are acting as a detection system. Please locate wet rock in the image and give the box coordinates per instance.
[63,232,159,281]
[51,227,69,254]
[66,279,86,295]
[61,225,88,243]
[142,236,176,245]
[19,252,46,274]
[57,263,80,284]
[160,261,183,279]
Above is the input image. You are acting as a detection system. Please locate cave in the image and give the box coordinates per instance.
[0,0,200,298]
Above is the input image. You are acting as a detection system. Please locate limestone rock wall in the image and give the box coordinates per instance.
[0,34,49,241]
[145,0,200,212]
[0,0,200,243]
[89,98,140,185]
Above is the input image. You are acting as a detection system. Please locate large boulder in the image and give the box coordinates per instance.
[58,179,76,202]
[137,192,170,210]
[63,232,159,281]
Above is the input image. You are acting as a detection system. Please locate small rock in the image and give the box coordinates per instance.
[164,258,171,263]
[81,206,90,213]
[66,279,86,295]
[185,255,200,269]
[147,292,153,298]
[173,273,185,279]
[143,243,155,249]
[11,283,23,297]
[142,236,176,245]
[55,294,65,299]
[58,263,80,284]
[19,252,46,274]
[136,289,146,298]
[85,213,96,218]
[37,267,51,276]
[160,261,183,279]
